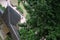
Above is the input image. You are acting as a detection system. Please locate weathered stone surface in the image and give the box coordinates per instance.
[0,0,7,8]
[10,0,18,6]
[0,18,9,40]
[0,0,18,8]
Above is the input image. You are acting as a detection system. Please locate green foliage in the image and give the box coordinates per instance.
[19,27,36,40]
[0,5,5,11]
[19,0,60,40]
[0,36,2,40]
[18,0,23,5]
[18,0,21,5]
[5,35,12,40]
[17,6,23,13]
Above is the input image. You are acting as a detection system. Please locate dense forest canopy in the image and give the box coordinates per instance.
[19,0,60,40]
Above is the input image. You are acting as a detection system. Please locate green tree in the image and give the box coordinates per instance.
[19,0,60,40]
